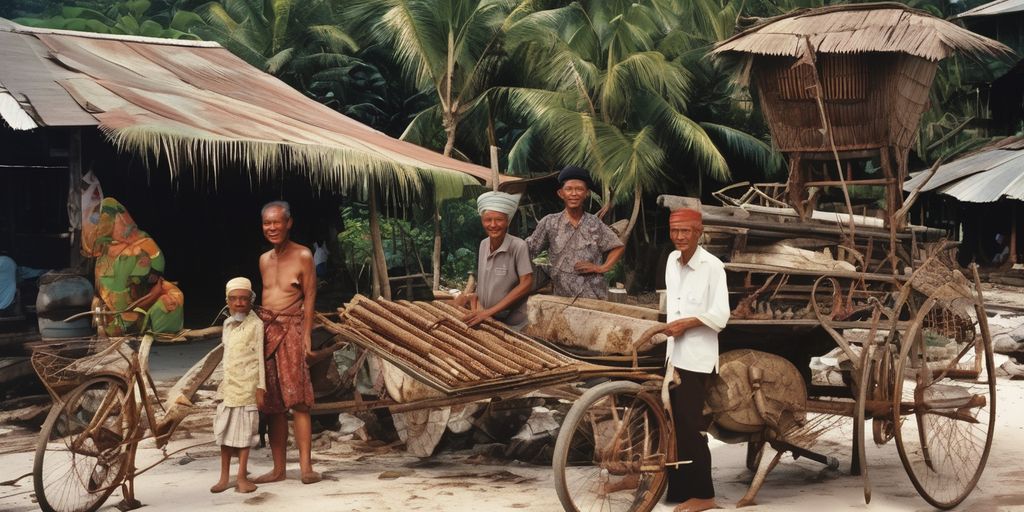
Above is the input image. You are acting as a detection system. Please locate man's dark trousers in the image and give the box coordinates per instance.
[667,368,714,502]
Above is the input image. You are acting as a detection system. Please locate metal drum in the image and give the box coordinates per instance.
[36,270,94,339]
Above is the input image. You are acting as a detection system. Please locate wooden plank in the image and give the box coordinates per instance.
[724,262,907,282]
[727,319,912,330]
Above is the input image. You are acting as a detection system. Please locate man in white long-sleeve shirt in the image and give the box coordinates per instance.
[662,207,729,512]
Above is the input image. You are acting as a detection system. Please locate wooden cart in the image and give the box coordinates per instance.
[29,258,995,512]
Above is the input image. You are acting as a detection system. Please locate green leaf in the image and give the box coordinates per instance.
[170,11,206,32]
[699,122,784,178]
[124,0,152,17]
[62,7,113,23]
[139,19,164,37]
[116,15,140,34]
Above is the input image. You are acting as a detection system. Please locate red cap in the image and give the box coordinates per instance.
[669,208,702,225]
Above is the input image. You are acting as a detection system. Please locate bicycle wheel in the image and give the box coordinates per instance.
[893,300,996,509]
[34,376,133,512]
[553,380,672,512]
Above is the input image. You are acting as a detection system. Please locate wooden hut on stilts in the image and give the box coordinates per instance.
[711,2,1012,272]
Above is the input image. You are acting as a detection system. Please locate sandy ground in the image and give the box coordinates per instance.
[2,376,1024,512]
[3,306,1024,512]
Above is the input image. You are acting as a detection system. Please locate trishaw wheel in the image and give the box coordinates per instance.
[34,376,132,512]
[893,300,996,510]
[553,380,672,512]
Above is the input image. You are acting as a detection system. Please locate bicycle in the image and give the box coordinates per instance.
[31,309,224,512]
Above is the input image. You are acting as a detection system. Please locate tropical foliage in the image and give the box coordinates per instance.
[495,0,778,239]
[4,0,1015,288]
[12,0,204,39]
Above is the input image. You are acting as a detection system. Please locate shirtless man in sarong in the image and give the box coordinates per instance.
[253,201,320,485]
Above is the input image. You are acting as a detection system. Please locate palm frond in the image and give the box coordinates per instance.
[600,51,691,123]
[699,122,784,178]
[593,125,667,202]
[638,95,729,181]
[269,0,295,53]
[307,25,359,53]
[482,86,575,122]
[399,105,444,148]
[265,47,296,74]
[195,2,240,33]
[379,0,448,90]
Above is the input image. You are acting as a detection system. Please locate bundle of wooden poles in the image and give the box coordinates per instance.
[326,295,574,390]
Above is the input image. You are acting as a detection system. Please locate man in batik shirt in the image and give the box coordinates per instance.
[526,166,624,299]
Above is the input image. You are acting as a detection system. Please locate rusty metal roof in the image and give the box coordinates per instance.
[955,0,1024,19]
[903,136,1024,202]
[0,19,514,194]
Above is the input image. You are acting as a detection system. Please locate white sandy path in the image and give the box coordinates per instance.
[3,377,1024,512]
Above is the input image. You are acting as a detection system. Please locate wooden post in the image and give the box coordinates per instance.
[787,155,806,220]
[432,203,441,291]
[68,128,83,268]
[1011,202,1018,265]
[368,183,391,300]
[489,145,500,191]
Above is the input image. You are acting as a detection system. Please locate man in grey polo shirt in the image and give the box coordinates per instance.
[455,191,534,330]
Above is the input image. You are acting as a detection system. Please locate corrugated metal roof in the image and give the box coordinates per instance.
[712,2,1012,62]
[903,136,1024,202]
[0,18,514,193]
[955,0,1024,19]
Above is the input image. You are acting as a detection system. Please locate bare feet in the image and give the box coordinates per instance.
[672,498,719,512]
[210,480,231,493]
[235,480,257,493]
[252,470,286,484]
[300,471,322,484]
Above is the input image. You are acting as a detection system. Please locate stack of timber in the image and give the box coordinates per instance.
[659,193,948,274]
[322,295,584,395]
[658,193,959,326]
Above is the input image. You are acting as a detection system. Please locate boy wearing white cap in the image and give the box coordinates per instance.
[456,191,533,330]
[211,277,266,493]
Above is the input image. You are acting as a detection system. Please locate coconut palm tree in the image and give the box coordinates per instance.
[348,0,525,290]
[192,0,374,118]
[502,0,777,240]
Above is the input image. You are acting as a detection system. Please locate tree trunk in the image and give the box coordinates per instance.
[431,198,444,292]
[620,185,642,243]
[433,124,458,291]
[368,184,391,300]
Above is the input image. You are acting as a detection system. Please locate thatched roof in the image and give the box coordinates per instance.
[712,2,1012,62]
[0,19,515,198]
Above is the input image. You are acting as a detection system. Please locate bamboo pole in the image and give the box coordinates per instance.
[397,301,526,373]
[349,297,493,379]
[375,299,514,376]
[368,183,392,300]
[1011,203,1018,265]
[432,203,441,291]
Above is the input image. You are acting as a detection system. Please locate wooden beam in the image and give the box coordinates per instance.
[1011,203,1018,265]
[68,128,83,268]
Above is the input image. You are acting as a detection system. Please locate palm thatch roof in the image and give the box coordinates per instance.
[712,2,1013,62]
[0,19,514,199]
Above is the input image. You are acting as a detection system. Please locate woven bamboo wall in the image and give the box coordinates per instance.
[753,53,937,154]
[886,54,938,155]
